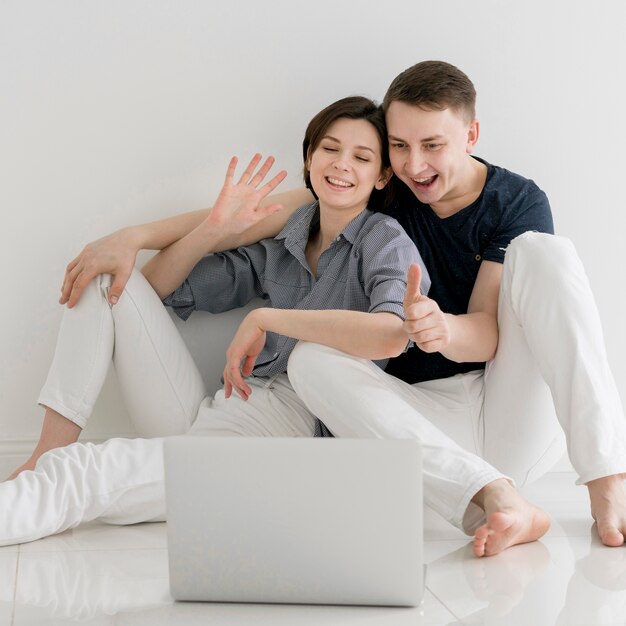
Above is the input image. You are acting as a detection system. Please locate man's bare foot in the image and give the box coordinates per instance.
[471,478,550,558]
[588,474,626,547]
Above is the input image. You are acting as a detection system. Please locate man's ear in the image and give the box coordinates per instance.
[466,119,480,154]
[375,166,393,190]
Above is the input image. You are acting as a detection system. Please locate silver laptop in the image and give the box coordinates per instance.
[164,437,423,607]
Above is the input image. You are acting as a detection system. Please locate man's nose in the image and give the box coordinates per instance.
[404,149,426,176]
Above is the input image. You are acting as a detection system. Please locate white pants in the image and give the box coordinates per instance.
[0,270,319,546]
[287,232,626,530]
[2,232,625,544]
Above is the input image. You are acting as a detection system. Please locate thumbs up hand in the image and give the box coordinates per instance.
[403,264,451,354]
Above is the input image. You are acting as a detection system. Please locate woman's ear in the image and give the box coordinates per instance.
[375,166,393,190]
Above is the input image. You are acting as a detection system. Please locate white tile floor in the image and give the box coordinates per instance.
[2,471,626,625]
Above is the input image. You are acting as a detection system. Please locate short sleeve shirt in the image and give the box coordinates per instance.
[163,202,429,377]
[382,157,554,384]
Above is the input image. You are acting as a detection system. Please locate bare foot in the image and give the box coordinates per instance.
[472,479,550,557]
[5,458,37,481]
[588,474,626,547]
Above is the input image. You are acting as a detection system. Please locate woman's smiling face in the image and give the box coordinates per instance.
[307,117,390,214]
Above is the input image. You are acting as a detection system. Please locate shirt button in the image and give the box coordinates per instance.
[273,353,279,358]
[475,254,482,261]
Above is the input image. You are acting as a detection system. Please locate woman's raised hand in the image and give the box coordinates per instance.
[207,154,287,234]
[59,155,287,309]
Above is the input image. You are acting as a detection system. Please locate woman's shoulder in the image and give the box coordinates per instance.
[357,209,414,244]
[353,210,419,267]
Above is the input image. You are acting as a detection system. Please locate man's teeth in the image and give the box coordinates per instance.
[327,177,353,187]
[413,176,435,184]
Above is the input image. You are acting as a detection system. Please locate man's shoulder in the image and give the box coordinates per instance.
[479,157,547,207]
[476,158,554,241]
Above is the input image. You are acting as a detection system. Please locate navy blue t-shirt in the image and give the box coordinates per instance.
[382,157,554,384]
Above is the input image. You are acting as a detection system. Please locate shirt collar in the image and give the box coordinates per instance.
[276,201,372,249]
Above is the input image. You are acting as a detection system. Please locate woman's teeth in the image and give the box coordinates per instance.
[327,177,353,187]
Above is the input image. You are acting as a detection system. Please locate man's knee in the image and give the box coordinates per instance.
[506,231,582,282]
[508,231,578,265]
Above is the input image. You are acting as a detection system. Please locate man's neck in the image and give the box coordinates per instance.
[430,157,488,219]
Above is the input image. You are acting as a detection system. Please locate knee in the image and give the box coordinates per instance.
[506,231,583,284]
[287,342,341,389]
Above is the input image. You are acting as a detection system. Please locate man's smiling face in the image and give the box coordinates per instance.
[386,101,479,214]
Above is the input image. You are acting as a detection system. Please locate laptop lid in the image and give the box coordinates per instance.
[164,437,423,607]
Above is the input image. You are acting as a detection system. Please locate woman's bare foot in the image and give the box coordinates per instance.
[5,457,38,481]
[471,478,551,557]
[4,408,81,482]
[588,474,626,547]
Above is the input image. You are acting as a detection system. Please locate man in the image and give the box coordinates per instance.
[31,61,626,557]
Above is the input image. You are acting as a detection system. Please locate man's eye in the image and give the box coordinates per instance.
[426,143,441,151]
[390,143,406,150]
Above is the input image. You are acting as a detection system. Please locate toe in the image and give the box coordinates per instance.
[473,526,489,557]
[599,524,625,547]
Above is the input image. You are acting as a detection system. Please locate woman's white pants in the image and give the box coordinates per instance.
[1,232,625,545]
[0,270,319,546]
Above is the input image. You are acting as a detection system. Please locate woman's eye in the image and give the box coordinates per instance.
[322,146,337,152]
[355,156,370,162]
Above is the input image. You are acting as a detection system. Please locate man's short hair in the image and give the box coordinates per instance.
[383,60,476,122]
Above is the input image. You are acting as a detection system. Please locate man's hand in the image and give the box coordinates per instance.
[206,154,287,235]
[223,310,268,401]
[403,263,451,353]
[60,229,140,308]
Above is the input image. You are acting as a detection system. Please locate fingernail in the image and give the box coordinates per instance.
[110,295,118,305]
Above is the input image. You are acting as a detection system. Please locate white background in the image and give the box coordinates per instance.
[1,1,625,462]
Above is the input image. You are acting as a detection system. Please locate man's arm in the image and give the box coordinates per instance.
[404,261,501,363]
[223,309,408,400]
[60,176,314,307]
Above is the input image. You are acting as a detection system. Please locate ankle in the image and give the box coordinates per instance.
[471,478,512,509]
[587,474,626,490]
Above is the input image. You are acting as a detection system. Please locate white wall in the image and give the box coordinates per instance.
[1,0,625,472]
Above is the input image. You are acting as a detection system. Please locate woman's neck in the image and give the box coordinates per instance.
[314,201,367,250]
[305,200,367,277]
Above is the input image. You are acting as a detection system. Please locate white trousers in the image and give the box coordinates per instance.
[2,232,625,545]
[0,270,319,546]
[287,232,626,530]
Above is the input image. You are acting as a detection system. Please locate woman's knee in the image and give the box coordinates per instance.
[287,342,343,388]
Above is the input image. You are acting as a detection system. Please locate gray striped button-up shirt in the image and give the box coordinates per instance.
[164,201,430,378]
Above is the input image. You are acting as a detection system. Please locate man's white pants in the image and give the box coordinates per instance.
[287,232,626,530]
[2,232,625,545]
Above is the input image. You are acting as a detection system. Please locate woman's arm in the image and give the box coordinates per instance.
[60,154,313,307]
[141,155,300,299]
[223,308,408,400]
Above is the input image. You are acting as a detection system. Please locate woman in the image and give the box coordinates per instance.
[1,96,429,545]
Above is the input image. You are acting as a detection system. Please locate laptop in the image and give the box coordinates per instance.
[163,436,423,607]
